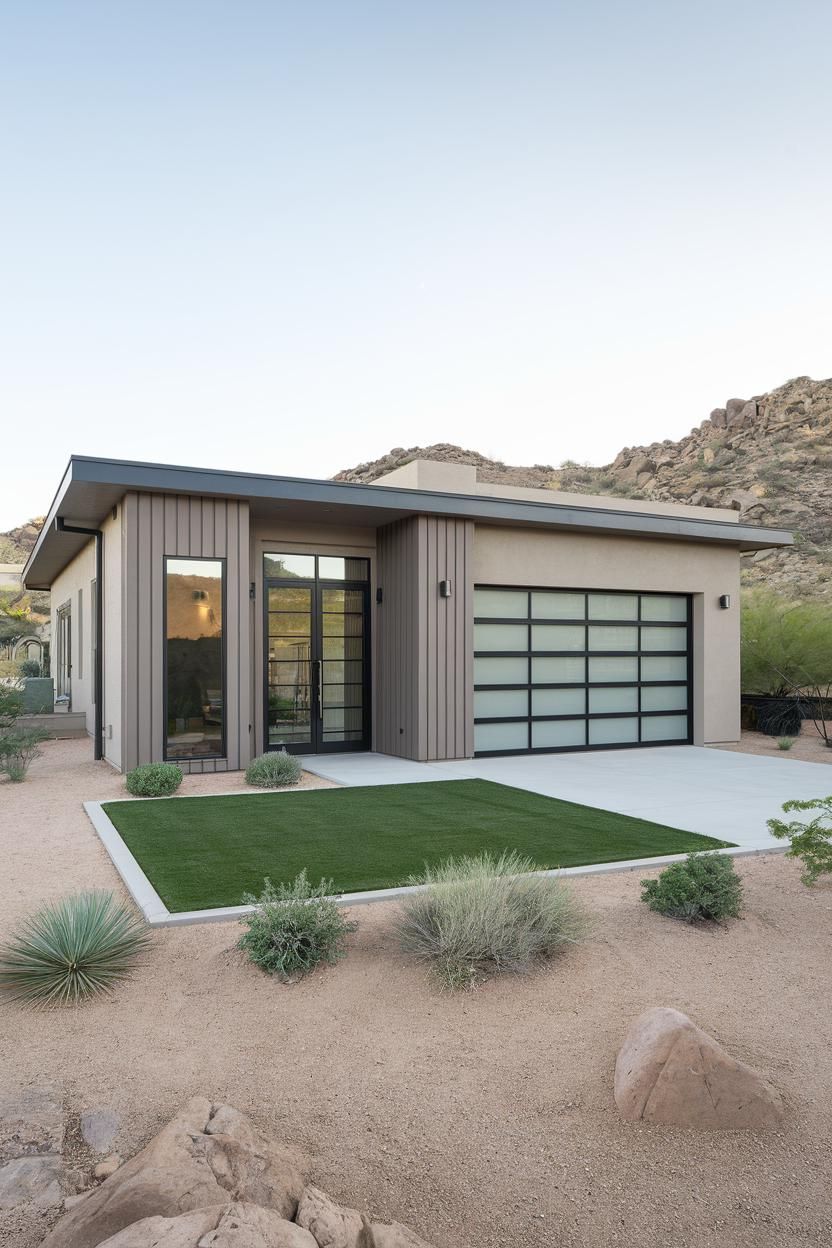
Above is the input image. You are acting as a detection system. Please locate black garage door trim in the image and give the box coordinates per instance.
[473,585,693,756]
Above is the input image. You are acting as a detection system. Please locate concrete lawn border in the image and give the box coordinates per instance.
[83,797,790,928]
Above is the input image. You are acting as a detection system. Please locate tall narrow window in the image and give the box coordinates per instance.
[165,557,225,759]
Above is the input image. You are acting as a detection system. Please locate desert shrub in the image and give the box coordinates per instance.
[641,852,742,923]
[768,796,832,885]
[124,762,183,797]
[239,871,356,979]
[245,750,302,788]
[776,737,795,750]
[0,684,23,731]
[395,850,587,989]
[741,590,832,694]
[0,727,47,781]
[0,890,150,1006]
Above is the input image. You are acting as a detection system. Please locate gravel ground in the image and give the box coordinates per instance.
[1,739,831,1248]
[715,724,832,765]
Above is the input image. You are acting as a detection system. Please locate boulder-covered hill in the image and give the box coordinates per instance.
[334,376,832,597]
[0,517,44,564]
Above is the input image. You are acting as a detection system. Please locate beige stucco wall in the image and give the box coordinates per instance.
[373,459,739,522]
[473,525,741,745]
[102,508,122,769]
[50,541,96,728]
[47,511,124,767]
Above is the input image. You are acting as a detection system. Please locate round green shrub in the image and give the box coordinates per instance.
[641,852,742,923]
[239,871,356,979]
[245,750,302,788]
[125,762,183,797]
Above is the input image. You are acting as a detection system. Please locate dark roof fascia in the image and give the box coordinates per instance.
[23,454,793,587]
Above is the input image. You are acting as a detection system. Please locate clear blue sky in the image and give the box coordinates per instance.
[2,1,831,528]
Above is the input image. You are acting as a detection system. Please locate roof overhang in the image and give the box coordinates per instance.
[23,455,794,589]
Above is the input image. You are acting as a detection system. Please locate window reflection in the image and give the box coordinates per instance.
[166,558,224,758]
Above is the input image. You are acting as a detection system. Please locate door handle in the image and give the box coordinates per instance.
[315,660,323,718]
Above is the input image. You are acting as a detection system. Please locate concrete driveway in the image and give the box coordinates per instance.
[300,745,832,851]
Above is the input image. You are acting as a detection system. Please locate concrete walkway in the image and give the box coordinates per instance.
[299,746,832,850]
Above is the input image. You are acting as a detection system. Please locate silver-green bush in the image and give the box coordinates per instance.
[245,750,302,788]
[125,762,183,797]
[239,871,356,979]
[395,851,587,989]
[0,890,151,1006]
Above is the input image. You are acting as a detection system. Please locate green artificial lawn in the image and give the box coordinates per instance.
[101,779,734,913]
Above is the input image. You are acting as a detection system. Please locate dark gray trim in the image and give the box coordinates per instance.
[24,454,793,587]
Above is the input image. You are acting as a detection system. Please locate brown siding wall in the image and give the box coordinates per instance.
[122,492,251,773]
[376,515,473,761]
[376,519,420,758]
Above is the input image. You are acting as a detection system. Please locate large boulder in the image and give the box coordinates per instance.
[295,1185,373,1248]
[614,1007,784,1129]
[98,1202,317,1247]
[42,1099,304,1248]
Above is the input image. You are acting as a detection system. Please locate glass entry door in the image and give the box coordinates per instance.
[264,553,370,754]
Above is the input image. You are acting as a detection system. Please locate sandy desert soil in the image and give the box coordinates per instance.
[1,739,831,1248]
[715,724,832,765]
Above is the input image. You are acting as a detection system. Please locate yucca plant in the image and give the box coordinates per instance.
[0,891,151,1006]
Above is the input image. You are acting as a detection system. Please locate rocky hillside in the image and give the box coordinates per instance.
[335,376,832,596]
[0,517,44,564]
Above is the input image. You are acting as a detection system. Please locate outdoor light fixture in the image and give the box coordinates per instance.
[439,579,452,598]
[376,587,383,604]
[719,594,731,609]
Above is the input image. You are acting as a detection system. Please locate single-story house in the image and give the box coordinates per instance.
[22,454,791,773]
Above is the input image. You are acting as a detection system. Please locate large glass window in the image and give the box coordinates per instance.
[165,557,225,759]
[473,586,691,755]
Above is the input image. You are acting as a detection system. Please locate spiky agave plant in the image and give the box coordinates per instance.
[0,890,151,1006]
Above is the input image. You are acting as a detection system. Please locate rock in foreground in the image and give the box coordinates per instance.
[614,1006,784,1129]
[98,1202,317,1246]
[42,1098,304,1248]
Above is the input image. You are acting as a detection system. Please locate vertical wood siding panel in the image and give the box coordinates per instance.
[239,501,251,766]
[136,493,153,764]
[225,502,240,770]
[176,497,189,554]
[466,521,471,753]
[213,500,227,557]
[416,516,428,761]
[202,502,213,560]
[150,495,165,762]
[123,493,139,771]
[190,497,202,557]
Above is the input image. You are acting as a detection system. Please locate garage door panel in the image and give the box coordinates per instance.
[474,586,692,755]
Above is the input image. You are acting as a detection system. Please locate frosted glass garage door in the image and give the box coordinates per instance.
[473,588,691,754]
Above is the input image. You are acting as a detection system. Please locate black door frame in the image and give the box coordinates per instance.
[263,575,371,755]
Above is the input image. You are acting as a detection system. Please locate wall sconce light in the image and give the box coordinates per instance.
[376,587,383,604]
[439,579,452,598]
[719,594,731,609]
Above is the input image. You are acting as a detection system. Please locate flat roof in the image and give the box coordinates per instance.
[23,454,793,588]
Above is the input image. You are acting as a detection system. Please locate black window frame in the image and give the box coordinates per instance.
[473,585,693,757]
[262,552,372,755]
[163,554,228,762]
